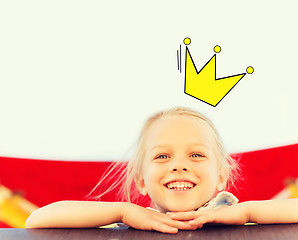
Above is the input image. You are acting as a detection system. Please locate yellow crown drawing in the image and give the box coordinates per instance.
[182,38,253,107]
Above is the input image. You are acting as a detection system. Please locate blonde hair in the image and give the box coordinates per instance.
[89,107,239,203]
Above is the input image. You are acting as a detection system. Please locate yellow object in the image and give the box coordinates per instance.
[272,178,298,200]
[246,66,254,74]
[0,185,38,228]
[214,45,221,53]
[100,223,120,228]
[183,37,191,45]
[185,46,246,107]
[288,183,298,198]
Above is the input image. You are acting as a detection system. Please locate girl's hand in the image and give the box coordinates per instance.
[168,203,250,229]
[120,203,197,234]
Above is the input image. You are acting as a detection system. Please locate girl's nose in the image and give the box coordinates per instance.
[170,156,190,173]
[171,161,189,172]
[172,167,188,172]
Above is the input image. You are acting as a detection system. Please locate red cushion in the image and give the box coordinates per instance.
[0,143,297,228]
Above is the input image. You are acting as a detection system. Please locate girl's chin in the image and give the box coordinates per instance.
[159,205,199,213]
[169,207,197,212]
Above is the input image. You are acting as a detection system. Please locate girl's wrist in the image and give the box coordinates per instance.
[119,202,131,223]
[239,201,253,223]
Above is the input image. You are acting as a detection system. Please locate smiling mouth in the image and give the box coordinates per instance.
[165,181,196,191]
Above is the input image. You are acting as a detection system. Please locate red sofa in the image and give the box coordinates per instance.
[0,143,297,227]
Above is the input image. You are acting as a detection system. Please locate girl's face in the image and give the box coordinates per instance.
[137,116,225,213]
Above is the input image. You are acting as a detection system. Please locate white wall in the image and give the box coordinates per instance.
[0,1,297,160]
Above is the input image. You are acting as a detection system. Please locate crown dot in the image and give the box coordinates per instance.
[184,38,191,45]
[214,45,221,53]
[246,66,254,74]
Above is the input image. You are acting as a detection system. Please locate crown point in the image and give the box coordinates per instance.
[214,45,221,53]
[246,66,254,74]
[184,37,191,45]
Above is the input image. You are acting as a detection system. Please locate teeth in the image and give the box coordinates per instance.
[166,181,194,190]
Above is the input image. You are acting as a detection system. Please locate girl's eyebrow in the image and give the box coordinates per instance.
[191,143,209,149]
[149,143,209,152]
[149,144,171,152]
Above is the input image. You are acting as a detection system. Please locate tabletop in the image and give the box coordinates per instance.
[1,224,298,240]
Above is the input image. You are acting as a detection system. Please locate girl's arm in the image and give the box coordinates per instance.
[246,199,298,224]
[168,199,298,227]
[25,201,125,228]
[25,201,195,233]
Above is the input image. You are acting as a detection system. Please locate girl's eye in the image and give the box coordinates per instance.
[155,154,169,159]
[191,153,204,158]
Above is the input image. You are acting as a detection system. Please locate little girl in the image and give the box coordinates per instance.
[25,107,298,234]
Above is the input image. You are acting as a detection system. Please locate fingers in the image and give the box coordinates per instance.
[151,221,178,234]
[167,211,201,221]
[159,205,245,231]
[149,212,197,232]
[167,219,197,230]
[189,214,215,226]
[161,214,198,231]
[168,210,218,229]
[141,210,199,233]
